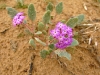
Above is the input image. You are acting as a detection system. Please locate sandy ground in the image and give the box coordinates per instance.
[0,0,100,75]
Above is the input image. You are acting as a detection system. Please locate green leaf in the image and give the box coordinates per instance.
[49,44,55,49]
[38,22,45,31]
[70,38,79,46]
[77,14,84,25]
[66,17,78,28]
[49,36,53,40]
[24,29,32,35]
[28,4,36,21]
[16,0,24,6]
[6,7,17,18]
[42,30,47,35]
[97,0,100,2]
[48,49,53,53]
[40,50,48,59]
[43,10,51,24]
[56,2,63,14]
[35,31,42,35]
[35,37,46,46]
[54,50,71,60]
[29,39,36,48]
[46,2,53,11]
[19,0,24,6]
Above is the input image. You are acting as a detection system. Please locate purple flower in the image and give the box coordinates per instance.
[67,31,73,37]
[55,42,64,49]
[50,28,60,39]
[56,22,65,29]
[61,26,68,35]
[17,12,24,16]
[13,12,25,26]
[50,22,73,49]
[64,38,73,46]
[55,38,73,49]
[57,34,65,42]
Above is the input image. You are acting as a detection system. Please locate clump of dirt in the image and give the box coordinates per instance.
[0,0,100,75]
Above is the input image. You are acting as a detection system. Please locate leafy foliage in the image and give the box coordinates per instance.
[46,2,53,11]
[16,0,28,9]
[56,2,63,14]
[16,0,24,6]
[40,49,53,58]
[43,10,51,24]
[42,30,47,35]
[35,31,42,35]
[6,7,17,18]
[24,29,32,35]
[28,4,36,21]
[38,22,45,31]
[40,50,48,58]
[70,38,79,46]
[97,0,100,2]
[29,39,36,48]
[20,0,24,6]
[66,14,84,28]
[54,50,71,60]
[66,17,78,28]
[49,44,55,50]
[77,14,84,24]
[35,37,46,46]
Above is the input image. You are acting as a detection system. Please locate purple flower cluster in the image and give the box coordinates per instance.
[50,22,73,49]
[13,12,25,26]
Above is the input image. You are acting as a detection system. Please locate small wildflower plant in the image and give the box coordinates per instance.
[15,0,28,8]
[6,2,84,60]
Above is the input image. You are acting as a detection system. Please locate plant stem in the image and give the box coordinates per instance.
[24,24,33,33]
[32,21,35,34]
